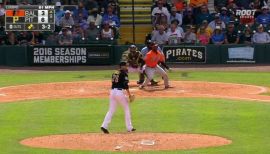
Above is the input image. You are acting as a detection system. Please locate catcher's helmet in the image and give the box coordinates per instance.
[119,61,127,66]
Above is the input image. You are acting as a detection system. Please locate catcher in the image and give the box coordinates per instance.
[121,45,145,84]
[101,61,136,134]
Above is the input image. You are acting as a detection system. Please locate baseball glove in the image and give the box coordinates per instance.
[129,94,135,103]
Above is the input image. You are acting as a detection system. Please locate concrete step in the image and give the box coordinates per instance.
[120,7,151,14]
[121,19,151,24]
[120,4,152,7]
[121,14,151,18]
[119,25,152,44]
[119,0,152,4]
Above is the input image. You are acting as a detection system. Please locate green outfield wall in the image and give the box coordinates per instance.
[0,44,269,66]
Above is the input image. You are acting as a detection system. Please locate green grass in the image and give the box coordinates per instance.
[0,98,270,154]
[1,70,270,153]
[0,71,270,87]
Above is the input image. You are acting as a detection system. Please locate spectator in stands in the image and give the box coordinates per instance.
[240,26,253,44]
[257,0,268,8]
[151,0,171,26]
[229,13,240,25]
[73,2,88,19]
[17,32,32,45]
[87,8,103,26]
[30,31,44,45]
[59,10,75,28]
[236,0,252,9]
[171,20,185,36]
[151,25,168,45]
[197,20,213,37]
[220,7,230,24]
[0,3,5,28]
[209,14,226,31]
[170,7,183,26]
[167,22,183,44]
[195,5,212,25]
[227,0,238,13]
[0,30,6,45]
[58,27,73,45]
[249,1,264,18]
[97,0,108,14]
[152,0,172,13]
[182,7,196,25]
[74,12,89,30]
[214,0,227,10]
[85,0,99,11]
[224,23,240,44]
[72,24,85,44]
[55,2,65,27]
[172,0,185,12]
[256,6,270,26]
[100,21,114,40]
[86,19,101,41]
[107,0,120,15]
[189,0,208,14]
[102,6,120,28]
[252,24,270,43]
[211,26,225,44]
[5,32,18,45]
[197,25,210,45]
[183,25,196,44]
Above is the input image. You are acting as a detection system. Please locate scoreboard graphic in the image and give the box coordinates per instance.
[5,5,55,31]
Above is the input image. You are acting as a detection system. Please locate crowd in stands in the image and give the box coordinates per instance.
[0,0,120,45]
[0,0,270,45]
[150,0,270,45]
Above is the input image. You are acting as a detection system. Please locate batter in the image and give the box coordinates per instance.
[140,43,170,89]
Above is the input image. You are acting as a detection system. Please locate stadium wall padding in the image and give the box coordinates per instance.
[0,44,270,66]
[0,46,6,65]
[264,45,270,63]
[4,46,28,66]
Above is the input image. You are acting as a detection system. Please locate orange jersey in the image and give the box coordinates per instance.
[144,50,165,68]
[189,0,208,7]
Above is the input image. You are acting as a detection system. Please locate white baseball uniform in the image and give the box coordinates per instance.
[101,70,134,131]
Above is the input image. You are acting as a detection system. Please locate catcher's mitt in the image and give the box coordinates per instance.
[129,94,135,103]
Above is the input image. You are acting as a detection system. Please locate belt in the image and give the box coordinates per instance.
[112,88,123,90]
[146,66,156,68]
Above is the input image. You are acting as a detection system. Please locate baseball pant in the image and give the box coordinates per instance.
[101,89,133,131]
[128,67,143,73]
[142,65,169,87]
[128,67,145,83]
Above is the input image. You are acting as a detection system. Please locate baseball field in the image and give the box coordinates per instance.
[1,66,270,154]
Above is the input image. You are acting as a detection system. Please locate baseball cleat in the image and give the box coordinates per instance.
[101,127,109,134]
[139,85,144,89]
[137,80,144,85]
[128,128,136,132]
[165,85,173,89]
[150,82,159,86]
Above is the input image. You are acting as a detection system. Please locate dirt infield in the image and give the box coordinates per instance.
[20,133,231,152]
[0,81,269,103]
